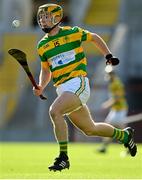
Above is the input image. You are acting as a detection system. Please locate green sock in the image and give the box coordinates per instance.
[112,128,129,143]
[59,141,68,155]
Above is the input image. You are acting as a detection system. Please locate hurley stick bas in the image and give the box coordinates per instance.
[8,48,47,100]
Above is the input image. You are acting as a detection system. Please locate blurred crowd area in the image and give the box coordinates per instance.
[0,0,142,142]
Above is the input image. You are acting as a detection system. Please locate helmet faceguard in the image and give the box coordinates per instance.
[37,4,63,33]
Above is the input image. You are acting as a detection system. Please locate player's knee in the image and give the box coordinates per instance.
[49,105,62,120]
[49,106,57,119]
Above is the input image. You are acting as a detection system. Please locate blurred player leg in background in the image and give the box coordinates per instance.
[97,71,129,154]
[97,110,128,154]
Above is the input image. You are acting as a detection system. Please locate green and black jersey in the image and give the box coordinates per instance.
[37,26,93,86]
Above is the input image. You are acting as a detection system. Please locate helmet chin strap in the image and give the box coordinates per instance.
[42,23,58,33]
[41,16,66,33]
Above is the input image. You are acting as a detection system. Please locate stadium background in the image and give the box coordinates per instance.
[0,0,142,143]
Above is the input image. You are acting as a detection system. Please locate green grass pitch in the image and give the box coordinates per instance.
[0,143,142,179]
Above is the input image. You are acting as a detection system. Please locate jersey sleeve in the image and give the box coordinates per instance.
[37,43,50,69]
[77,26,93,42]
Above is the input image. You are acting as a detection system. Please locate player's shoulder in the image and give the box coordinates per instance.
[37,35,48,49]
[71,26,84,32]
[61,26,83,32]
[61,26,72,30]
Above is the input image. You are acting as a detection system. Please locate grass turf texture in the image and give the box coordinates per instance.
[0,143,142,179]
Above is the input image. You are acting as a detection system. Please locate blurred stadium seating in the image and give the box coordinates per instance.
[84,0,120,26]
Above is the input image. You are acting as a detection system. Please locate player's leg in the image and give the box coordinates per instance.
[48,91,82,171]
[97,111,117,153]
[68,105,137,156]
[68,105,115,137]
[49,92,82,141]
[48,77,90,171]
[103,110,129,154]
[97,137,112,153]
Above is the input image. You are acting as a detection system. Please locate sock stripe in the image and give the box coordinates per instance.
[115,130,119,139]
[60,144,67,147]
[117,131,122,139]
[59,141,68,155]
[60,149,67,152]
[119,131,124,141]
[60,146,67,149]
[59,141,68,145]
[112,129,117,138]
[112,128,128,143]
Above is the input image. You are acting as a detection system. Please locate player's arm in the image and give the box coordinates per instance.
[102,87,123,109]
[33,63,51,97]
[102,98,115,109]
[102,95,122,109]
[91,33,111,56]
[91,33,119,65]
[39,65,51,89]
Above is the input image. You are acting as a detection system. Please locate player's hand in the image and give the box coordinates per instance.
[33,85,43,96]
[105,54,119,66]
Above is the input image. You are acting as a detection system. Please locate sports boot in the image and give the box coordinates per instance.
[48,153,70,172]
[124,127,137,157]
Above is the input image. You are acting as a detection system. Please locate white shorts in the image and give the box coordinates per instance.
[56,76,90,104]
[105,110,128,128]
